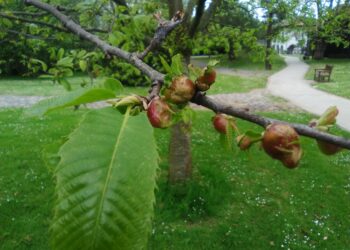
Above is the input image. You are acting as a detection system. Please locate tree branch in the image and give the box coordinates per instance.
[25,0,350,150]
[9,11,47,17]
[197,0,222,31]
[24,0,163,82]
[192,92,350,150]
[138,11,184,59]
[189,0,206,38]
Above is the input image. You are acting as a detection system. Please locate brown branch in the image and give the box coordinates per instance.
[138,11,184,60]
[9,11,47,17]
[25,0,350,150]
[147,80,163,101]
[24,0,163,82]
[192,92,350,150]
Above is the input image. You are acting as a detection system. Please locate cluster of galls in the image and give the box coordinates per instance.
[212,114,302,168]
[211,106,344,169]
[146,67,343,169]
[147,67,217,128]
[262,124,301,168]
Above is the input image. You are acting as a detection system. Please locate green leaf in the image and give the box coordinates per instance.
[244,130,263,142]
[57,48,65,60]
[51,108,158,250]
[29,58,47,71]
[79,60,87,72]
[25,88,116,116]
[59,78,72,91]
[171,54,184,76]
[57,57,73,68]
[103,78,123,92]
[60,68,74,77]
[78,50,87,58]
[159,56,172,74]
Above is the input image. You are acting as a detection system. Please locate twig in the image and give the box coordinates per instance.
[9,11,47,17]
[24,0,164,82]
[192,92,350,150]
[147,80,163,101]
[138,11,184,60]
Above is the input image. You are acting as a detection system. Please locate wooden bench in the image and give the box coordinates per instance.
[314,64,333,82]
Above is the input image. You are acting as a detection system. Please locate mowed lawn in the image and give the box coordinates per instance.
[0,54,286,97]
[0,107,349,250]
[305,58,350,99]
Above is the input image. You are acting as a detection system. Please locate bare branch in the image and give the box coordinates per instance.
[9,11,47,17]
[192,92,350,150]
[24,0,163,82]
[147,80,163,101]
[138,11,184,60]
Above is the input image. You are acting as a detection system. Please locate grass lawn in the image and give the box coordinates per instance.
[193,54,286,95]
[218,54,286,73]
[1,108,349,249]
[0,76,148,97]
[207,74,267,95]
[305,58,350,99]
[0,54,285,97]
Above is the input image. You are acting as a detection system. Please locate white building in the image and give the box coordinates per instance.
[273,31,307,54]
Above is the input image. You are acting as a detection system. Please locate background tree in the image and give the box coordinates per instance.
[299,0,350,59]
[257,0,299,69]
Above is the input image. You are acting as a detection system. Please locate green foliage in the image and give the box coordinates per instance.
[299,1,350,56]
[0,1,166,86]
[52,108,159,249]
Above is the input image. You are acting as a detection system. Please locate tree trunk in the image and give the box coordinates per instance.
[168,121,192,184]
[265,39,272,70]
[313,40,326,60]
[168,0,183,17]
[228,38,236,61]
[265,13,273,71]
[167,0,220,185]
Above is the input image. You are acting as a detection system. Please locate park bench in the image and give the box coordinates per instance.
[314,64,333,82]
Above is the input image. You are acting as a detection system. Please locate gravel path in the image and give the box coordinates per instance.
[0,95,47,108]
[0,59,299,113]
[0,89,298,113]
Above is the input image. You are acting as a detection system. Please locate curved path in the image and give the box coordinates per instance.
[268,56,350,131]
